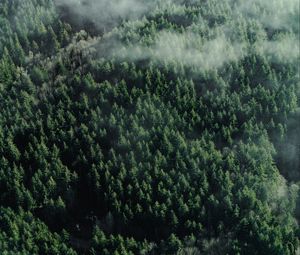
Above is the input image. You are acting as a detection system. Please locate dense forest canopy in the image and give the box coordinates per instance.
[0,0,299,254]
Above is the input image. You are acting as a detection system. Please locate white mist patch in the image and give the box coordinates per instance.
[54,0,152,30]
[152,32,246,70]
[255,35,300,63]
[264,175,299,221]
[110,31,247,70]
[58,0,299,75]
[235,0,300,30]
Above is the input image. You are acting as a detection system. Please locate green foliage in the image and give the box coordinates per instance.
[0,0,299,254]
[0,207,76,255]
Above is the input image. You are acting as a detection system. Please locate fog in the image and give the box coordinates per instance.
[104,31,246,70]
[54,0,299,172]
[235,0,300,30]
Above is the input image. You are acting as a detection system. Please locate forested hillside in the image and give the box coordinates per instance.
[0,0,299,254]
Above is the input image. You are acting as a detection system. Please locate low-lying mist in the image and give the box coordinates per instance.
[53,0,300,228]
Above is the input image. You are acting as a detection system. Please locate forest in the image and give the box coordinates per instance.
[0,0,299,254]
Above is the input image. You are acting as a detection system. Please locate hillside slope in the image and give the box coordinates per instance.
[0,0,299,254]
